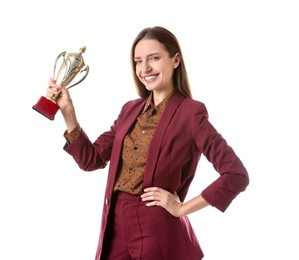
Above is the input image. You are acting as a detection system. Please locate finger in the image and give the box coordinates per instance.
[145,200,161,207]
[46,88,54,99]
[50,94,56,101]
[50,92,63,100]
[48,84,59,93]
[144,187,160,192]
[144,188,165,198]
[141,194,159,201]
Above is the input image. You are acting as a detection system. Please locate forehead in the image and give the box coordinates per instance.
[134,39,167,57]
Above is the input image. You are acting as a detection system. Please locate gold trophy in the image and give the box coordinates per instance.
[33,46,89,120]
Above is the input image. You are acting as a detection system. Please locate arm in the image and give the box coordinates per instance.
[47,78,114,171]
[47,78,78,133]
[141,187,209,217]
[192,102,249,212]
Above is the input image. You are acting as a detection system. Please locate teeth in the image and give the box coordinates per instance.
[145,75,155,81]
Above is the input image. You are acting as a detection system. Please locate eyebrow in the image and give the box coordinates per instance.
[134,53,160,60]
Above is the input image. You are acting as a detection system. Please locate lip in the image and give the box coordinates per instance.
[143,74,159,83]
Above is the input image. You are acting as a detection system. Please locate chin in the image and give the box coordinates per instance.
[145,83,161,91]
[144,85,155,91]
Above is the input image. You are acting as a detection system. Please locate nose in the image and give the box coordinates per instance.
[141,61,152,73]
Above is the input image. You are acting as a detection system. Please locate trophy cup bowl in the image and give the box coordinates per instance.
[33,46,89,120]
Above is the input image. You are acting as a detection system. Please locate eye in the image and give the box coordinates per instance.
[134,59,142,65]
[150,56,160,61]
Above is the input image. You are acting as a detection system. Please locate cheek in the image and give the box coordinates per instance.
[135,68,143,81]
[167,67,175,79]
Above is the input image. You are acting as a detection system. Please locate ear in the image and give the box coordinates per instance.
[173,53,181,69]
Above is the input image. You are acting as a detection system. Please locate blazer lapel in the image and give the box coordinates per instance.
[106,99,146,193]
[143,92,186,187]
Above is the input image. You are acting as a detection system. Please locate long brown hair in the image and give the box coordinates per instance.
[130,26,192,98]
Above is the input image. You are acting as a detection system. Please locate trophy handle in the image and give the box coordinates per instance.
[53,51,67,79]
[66,66,89,90]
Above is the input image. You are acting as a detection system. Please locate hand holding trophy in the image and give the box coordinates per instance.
[33,46,89,120]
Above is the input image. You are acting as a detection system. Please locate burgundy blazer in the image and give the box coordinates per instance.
[64,92,249,260]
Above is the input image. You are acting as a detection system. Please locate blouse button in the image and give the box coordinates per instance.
[142,130,146,134]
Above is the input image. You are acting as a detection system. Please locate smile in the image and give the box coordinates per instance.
[143,74,158,83]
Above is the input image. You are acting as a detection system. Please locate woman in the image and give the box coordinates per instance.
[47,26,249,260]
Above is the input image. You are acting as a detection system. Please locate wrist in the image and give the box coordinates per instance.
[60,103,78,132]
[60,101,75,115]
[178,202,185,217]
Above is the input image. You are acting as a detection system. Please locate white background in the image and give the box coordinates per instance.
[1,0,298,259]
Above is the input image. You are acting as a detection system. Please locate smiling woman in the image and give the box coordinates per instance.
[133,38,181,104]
[46,26,249,260]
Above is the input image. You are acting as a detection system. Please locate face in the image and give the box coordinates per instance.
[134,39,180,94]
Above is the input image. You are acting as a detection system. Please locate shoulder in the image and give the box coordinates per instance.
[183,97,205,107]
[178,95,208,115]
[121,97,146,111]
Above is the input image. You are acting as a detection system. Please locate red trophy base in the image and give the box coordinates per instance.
[32,96,60,120]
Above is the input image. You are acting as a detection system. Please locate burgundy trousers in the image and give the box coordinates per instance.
[101,191,165,260]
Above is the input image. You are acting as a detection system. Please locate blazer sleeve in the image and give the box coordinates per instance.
[63,103,127,171]
[191,102,249,212]
[63,127,115,171]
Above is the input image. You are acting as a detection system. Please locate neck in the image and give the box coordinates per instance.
[152,88,174,106]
